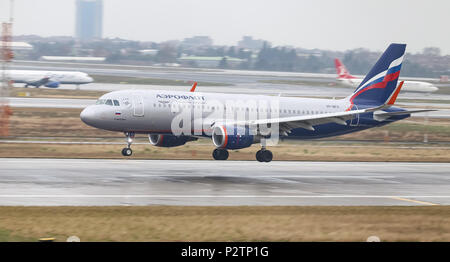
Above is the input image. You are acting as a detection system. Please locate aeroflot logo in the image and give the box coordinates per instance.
[157,94,205,100]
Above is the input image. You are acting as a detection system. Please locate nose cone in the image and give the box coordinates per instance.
[80,106,96,126]
[86,76,94,83]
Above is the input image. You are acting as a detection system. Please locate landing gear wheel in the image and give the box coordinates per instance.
[256,150,263,162]
[121,147,132,156]
[212,148,229,160]
[256,150,273,162]
[122,132,135,157]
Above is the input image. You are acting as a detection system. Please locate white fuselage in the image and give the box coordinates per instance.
[2,70,93,85]
[81,89,351,134]
[337,78,438,93]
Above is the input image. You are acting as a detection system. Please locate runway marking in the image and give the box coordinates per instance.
[390,197,439,206]
[0,195,448,199]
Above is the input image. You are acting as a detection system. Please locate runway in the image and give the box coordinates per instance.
[0,158,449,206]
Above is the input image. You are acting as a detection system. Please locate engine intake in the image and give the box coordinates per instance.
[149,134,197,147]
[212,125,257,150]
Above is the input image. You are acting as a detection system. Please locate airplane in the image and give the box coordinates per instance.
[2,70,93,88]
[80,43,434,162]
[334,58,438,93]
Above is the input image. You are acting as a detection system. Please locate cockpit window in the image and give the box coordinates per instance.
[96,98,120,106]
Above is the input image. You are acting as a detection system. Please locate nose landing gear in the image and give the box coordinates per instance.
[121,132,135,156]
[121,147,132,156]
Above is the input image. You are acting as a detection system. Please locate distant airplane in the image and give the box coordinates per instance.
[81,44,434,162]
[3,70,93,88]
[334,58,438,93]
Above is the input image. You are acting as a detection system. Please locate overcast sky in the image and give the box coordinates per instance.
[1,0,449,54]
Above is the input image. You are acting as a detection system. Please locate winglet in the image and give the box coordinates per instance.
[387,80,404,105]
[190,82,197,92]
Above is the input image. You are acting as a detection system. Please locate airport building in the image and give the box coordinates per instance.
[75,0,103,41]
[237,36,267,50]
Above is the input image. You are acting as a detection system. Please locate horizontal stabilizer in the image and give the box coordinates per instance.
[373,109,436,121]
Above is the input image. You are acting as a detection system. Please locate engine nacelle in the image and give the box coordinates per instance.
[212,125,257,150]
[45,81,60,88]
[149,134,196,147]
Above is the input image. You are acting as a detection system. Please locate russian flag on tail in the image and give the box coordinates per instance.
[346,43,406,108]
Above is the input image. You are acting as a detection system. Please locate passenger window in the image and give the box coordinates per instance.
[105,99,113,106]
[113,100,120,106]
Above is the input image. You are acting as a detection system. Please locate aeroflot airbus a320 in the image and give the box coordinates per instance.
[81,43,433,162]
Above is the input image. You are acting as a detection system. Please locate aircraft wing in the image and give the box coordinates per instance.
[215,107,380,135]
[216,107,436,135]
[25,77,50,86]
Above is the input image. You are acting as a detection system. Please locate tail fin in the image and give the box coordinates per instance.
[346,43,406,107]
[334,58,355,79]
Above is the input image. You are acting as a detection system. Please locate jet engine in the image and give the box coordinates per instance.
[149,134,197,147]
[212,125,259,150]
[44,81,60,88]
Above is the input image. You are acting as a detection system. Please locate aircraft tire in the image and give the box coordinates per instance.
[256,150,264,162]
[262,150,273,162]
[257,150,272,162]
[213,148,228,160]
[122,147,132,156]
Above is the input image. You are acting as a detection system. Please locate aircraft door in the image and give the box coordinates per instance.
[132,95,144,117]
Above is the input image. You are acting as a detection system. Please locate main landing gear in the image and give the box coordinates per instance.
[212,148,229,160]
[211,147,273,162]
[256,148,273,162]
[121,132,135,157]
